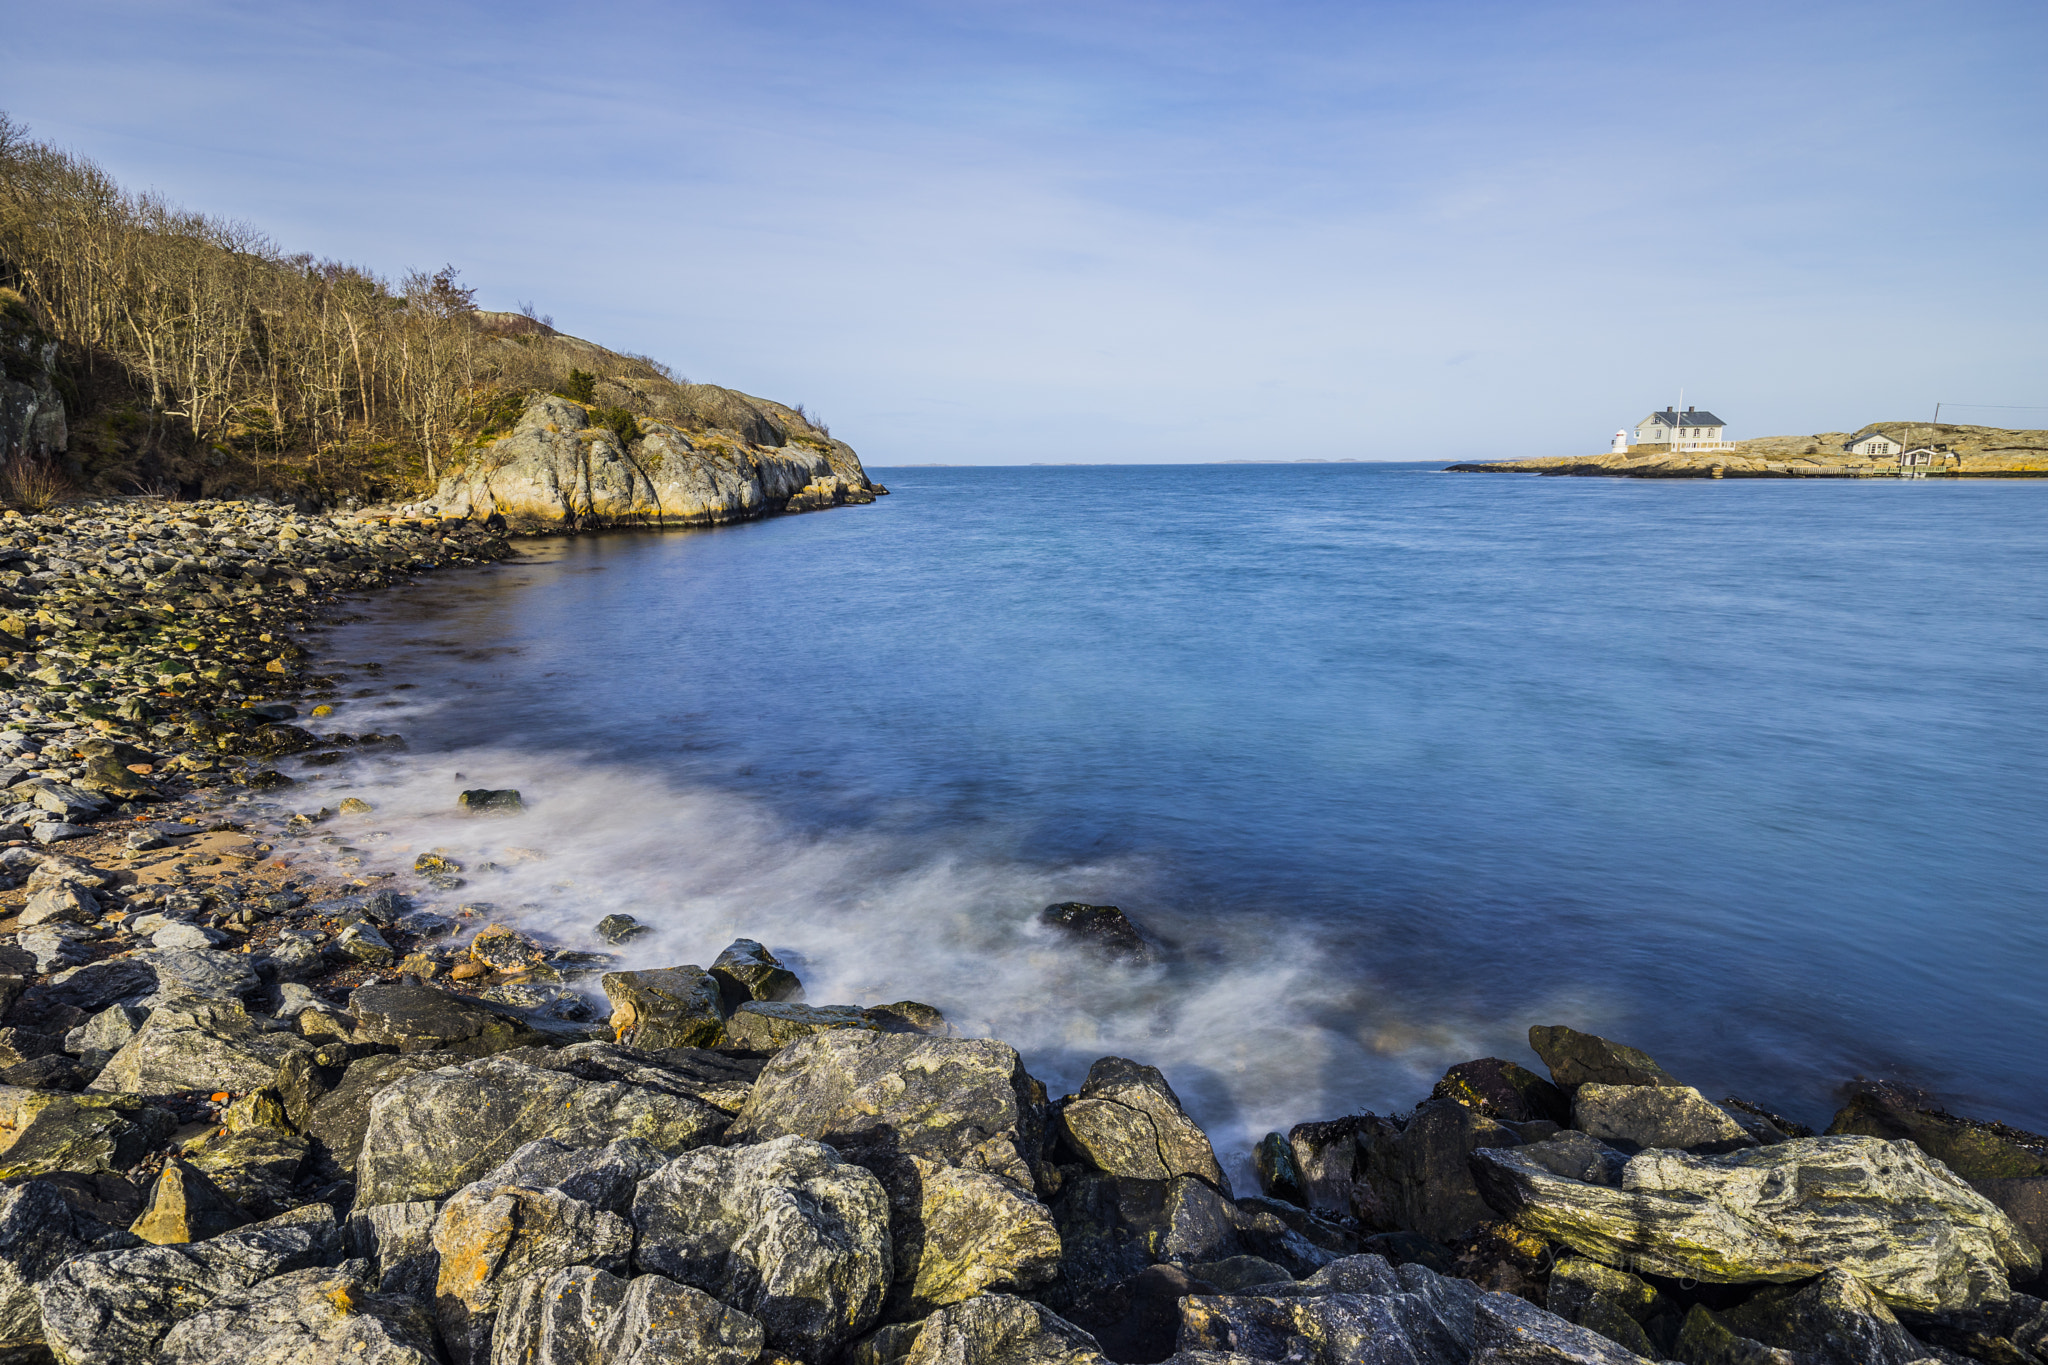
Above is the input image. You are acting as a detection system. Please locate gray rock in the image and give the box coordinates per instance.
[1503,1132,1630,1188]
[600,966,727,1049]
[1571,1082,1757,1155]
[1717,1266,1933,1365]
[1544,1257,1671,1358]
[347,1198,441,1298]
[709,938,805,1007]
[130,1157,250,1244]
[1526,1024,1678,1092]
[1359,1097,1522,1243]
[727,1031,1048,1192]
[180,1119,310,1220]
[431,1181,633,1365]
[333,921,396,963]
[156,1261,440,1365]
[1285,1116,1399,1226]
[153,921,227,950]
[1672,1303,1800,1364]
[1470,1288,1655,1363]
[1472,1133,2038,1311]
[18,923,96,973]
[1045,1172,1257,1308]
[32,821,94,844]
[0,1180,95,1355]
[88,990,311,1095]
[480,980,597,1024]
[724,1001,878,1050]
[478,1135,665,1215]
[495,1039,764,1105]
[21,879,99,928]
[35,1204,344,1365]
[594,913,649,944]
[354,1053,728,1206]
[73,1004,144,1055]
[897,1293,1107,1365]
[1060,1056,1231,1196]
[132,947,264,1003]
[347,980,541,1055]
[632,1134,891,1361]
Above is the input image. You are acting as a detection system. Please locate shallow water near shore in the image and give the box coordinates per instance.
[291,464,2048,1168]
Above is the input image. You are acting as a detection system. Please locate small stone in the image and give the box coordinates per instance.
[333,921,396,963]
[337,797,373,814]
[595,913,649,944]
[450,961,487,980]
[469,923,541,971]
[456,788,523,812]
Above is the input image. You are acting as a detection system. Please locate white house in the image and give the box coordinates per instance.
[1632,406,1729,449]
[1847,433,1903,457]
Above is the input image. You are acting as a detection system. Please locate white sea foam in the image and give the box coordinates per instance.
[261,741,1591,1180]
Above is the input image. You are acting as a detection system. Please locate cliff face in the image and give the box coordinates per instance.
[1451,422,2048,479]
[433,393,881,529]
[0,311,68,463]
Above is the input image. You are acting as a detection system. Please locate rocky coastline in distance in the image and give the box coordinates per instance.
[0,496,2038,1365]
[1448,422,2048,479]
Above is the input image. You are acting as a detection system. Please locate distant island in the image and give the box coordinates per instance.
[1451,422,2048,478]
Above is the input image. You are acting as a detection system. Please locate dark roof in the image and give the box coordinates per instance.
[1640,409,1725,427]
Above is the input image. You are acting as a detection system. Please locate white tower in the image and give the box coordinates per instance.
[1611,429,1629,454]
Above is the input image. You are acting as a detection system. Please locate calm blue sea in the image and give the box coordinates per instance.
[312,463,2048,1154]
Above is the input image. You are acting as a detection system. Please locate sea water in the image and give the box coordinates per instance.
[296,463,2048,1165]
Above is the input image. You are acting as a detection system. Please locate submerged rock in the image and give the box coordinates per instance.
[1473,1133,2039,1310]
[1038,903,1156,962]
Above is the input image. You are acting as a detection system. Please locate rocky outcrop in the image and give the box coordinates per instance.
[432,393,881,530]
[1450,421,2048,478]
[1473,1132,2039,1310]
[1,322,68,461]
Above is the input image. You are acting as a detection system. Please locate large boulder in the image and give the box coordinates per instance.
[489,1263,627,1365]
[631,1134,891,1362]
[1570,1083,1756,1155]
[724,1002,879,1051]
[354,1052,728,1206]
[295,1050,467,1177]
[155,1262,439,1365]
[1470,1289,1659,1364]
[1710,1267,1931,1365]
[727,1031,1048,1191]
[347,1199,440,1298]
[1175,1255,1485,1363]
[1059,1057,1230,1196]
[601,966,726,1049]
[1525,1025,1677,1092]
[478,1135,665,1215]
[1046,1172,1255,1309]
[35,1205,344,1365]
[1432,1059,1570,1127]
[88,991,311,1095]
[1358,1098,1521,1242]
[709,938,805,1008]
[431,1181,633,1365]
[1473,1133,2039,1310]
[347,980,543,1056]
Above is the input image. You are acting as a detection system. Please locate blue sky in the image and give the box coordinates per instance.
[7,0,2044,462]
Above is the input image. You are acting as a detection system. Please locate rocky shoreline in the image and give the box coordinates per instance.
[0,503,2041,1365]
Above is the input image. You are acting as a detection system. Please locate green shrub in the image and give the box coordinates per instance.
[593,405,641,445]
[555,368,597,404]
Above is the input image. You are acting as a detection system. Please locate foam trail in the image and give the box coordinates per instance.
[262,741,1528,1179]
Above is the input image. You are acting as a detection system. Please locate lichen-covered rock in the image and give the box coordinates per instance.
[298,1050,467,1177]
[1544,1258,1671,1358]
[347,980,541,1055]
[631,1134,890,1362]
[1175,1258,1486,1364]
[1672,1303,1799,1364]
[1570,1083,1756,1155]
[1432,1059,1570,1127]
[1526,1025,1677,1092]
[478,1135,665,1215]
[0,1086,175,1180]
[727,1031,1047,1192]
[1473,1133,2039,1310]
[898,1294,1106,1365]
[1045,1172,1257,1309]
[1060,1057,1230,1196]
[0,1180,95,1356]
[431,1182,633,1365]
[155,1261,440,1365]
[490,1263,626,1365]
[494,1040,764,1106]
[35,1205,344,1365]
[1359,1098,1521,1243]
[710,938,805,1008]
[353,1053,728,1206]
[130,1157,250,1244]
[601,966,726,1049]
[889,1156,1062,1314]
[724,1001,879,1051]
[88,991,311,1095]
[346,1199,440,1298]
